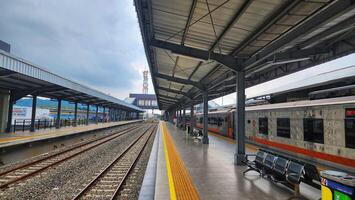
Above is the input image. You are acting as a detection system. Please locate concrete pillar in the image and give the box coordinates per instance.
[56,99,62,129]
[95,105,99,124]
[179,108,182,127]
[189,103,194,135]
[86,104,90,125]
[74,102,78,126]
[183,106,186,130]
[203,91,209,144]
[5,99,13,133]
[176,108,179,127]
[234,71,246,165]
[0,89,10,133]
[111,108,113,122]
[103,107,106,122]
[30,95,37,132]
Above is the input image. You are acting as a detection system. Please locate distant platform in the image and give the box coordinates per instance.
[140,121,321,200]
[0,120,141,149]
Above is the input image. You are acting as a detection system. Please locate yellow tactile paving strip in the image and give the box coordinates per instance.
[161,122,200,200]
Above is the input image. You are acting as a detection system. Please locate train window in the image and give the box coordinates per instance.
[259,118,268,135]
[303,118,324,144]
[218,117,223,126]
[277,118,290,138]
[345,119,355,148]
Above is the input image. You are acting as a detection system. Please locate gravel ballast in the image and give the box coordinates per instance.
[0,123,156,200]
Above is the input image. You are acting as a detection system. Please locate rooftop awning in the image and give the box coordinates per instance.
[0,50,145,112]
[135,0,355,110]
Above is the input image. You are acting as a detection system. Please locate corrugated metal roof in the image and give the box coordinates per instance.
[0,50,145,112]
[135,0,355,110]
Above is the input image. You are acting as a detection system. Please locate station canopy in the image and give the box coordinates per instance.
[0,50,144,112]
[135,0,355,110]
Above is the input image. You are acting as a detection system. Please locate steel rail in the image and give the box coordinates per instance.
[72,123,157,200]
[110,125,157,200]
[0,123,145,189]
[0,123,139,177]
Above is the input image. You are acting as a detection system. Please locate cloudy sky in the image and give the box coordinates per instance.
[0,0,152,99]
[1,0,354,107]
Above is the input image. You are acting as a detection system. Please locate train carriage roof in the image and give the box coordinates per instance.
[246,95,355,111]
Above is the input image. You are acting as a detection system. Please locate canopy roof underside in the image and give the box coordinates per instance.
[135,0,355,110]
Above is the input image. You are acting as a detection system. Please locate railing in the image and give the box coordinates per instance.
[12,118,109,132]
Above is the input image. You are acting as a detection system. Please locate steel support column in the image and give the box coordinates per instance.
[178,108,181,128]
[56,99,62,129]
[190,102,194,135]
[103,107,106,122]
[108,108,112,122]
[114,109,117,121]
[74,102,78,126]
[95,105,99,124]
[183,106,186,130]
[234,71,246,165]
[86,104,90,125]
[179,108,182,128]
[202,91,209,144]
[5,95,13,133]
[30,95,37,132]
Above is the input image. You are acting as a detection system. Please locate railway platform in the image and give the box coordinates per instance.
[0,120,141,149]
[140,121,321,200]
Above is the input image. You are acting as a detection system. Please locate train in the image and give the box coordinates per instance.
[194,96,355,172]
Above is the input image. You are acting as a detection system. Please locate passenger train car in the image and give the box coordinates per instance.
[195,96,355,171]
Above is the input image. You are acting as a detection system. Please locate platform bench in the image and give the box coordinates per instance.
[243,149,321,199]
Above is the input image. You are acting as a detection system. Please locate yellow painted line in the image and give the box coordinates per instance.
[161,122,200,200]
[161,123,177,200]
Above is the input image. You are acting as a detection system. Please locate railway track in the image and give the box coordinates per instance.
[0,123,145,189]
[72,123,157,200]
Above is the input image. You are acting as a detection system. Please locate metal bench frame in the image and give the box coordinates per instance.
[243,148,321,199]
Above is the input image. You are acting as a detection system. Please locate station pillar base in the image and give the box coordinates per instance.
[202,136,209,144]
[0,90,9,133]
[234,153,245,165]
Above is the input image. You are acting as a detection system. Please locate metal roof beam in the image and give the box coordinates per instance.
[160,100,175,105]
[0,70,16,78]
[156,73,204,90]
[243,0,353,70]
[150,39,242,71]
[159,94,180,101]
[299,16,355,50]
[157,86,191,98]
[210,0,252,52]
[36,86,68,94]
[231,0,301,56]
[181,0,197,45]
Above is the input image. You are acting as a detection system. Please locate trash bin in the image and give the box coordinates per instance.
[320,170,354,200]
